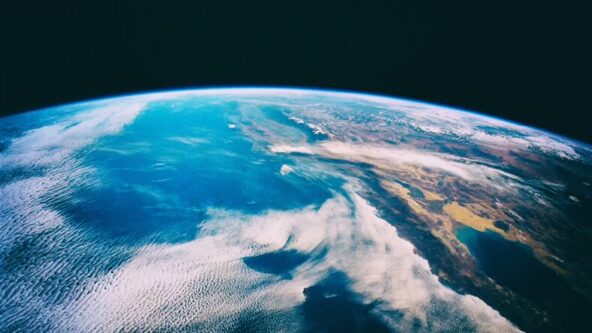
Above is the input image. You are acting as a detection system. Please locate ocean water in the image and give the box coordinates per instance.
[456,227,592,331]
[69,100,337,245]
[6,89,578,331]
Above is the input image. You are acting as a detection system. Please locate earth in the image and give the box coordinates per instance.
[1,88,591,332]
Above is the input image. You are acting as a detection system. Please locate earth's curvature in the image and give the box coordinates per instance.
[1,88,591,332]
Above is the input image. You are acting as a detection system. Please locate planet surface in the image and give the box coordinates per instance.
[1,88,591,332]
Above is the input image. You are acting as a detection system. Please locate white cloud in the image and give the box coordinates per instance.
[0,101,146,250]
[269,144,314,154]
[65,189,521,332]
[271,141,522,188]
[1,101,146,167]
[280,164,294,176]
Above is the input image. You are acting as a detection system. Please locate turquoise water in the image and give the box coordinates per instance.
[59,100,336,245]
[3,88,591,332]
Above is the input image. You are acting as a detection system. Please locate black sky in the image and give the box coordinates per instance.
[1,1,590,142]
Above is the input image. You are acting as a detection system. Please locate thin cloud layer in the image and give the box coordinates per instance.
[64,191,521,332]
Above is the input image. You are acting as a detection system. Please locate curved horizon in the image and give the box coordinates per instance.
[2,85,590,147]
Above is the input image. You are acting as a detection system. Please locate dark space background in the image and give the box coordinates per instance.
[1,1,590,142]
